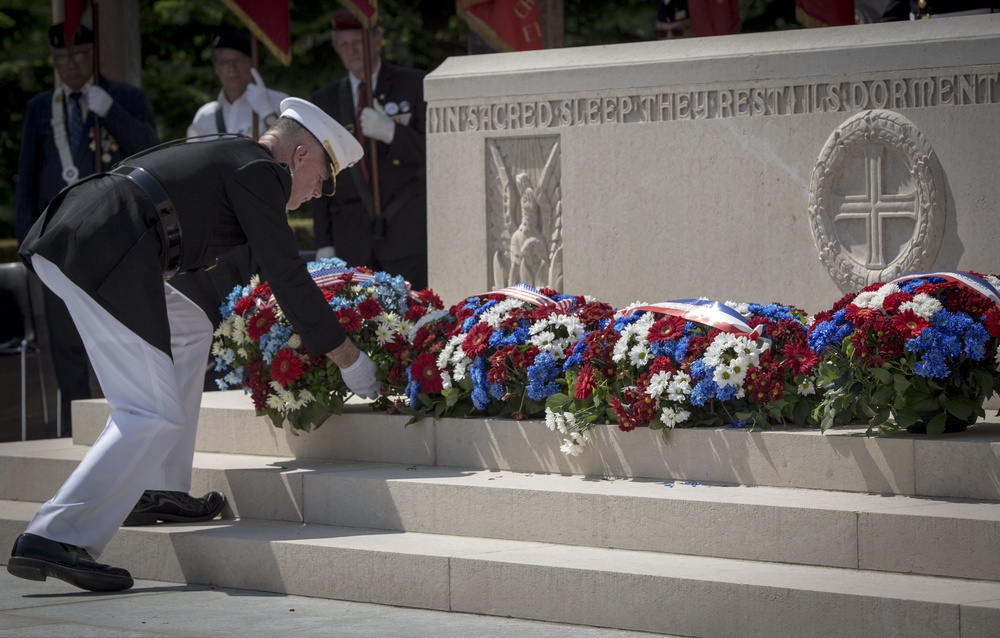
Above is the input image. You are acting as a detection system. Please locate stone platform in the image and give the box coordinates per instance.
[2,392,1000,637]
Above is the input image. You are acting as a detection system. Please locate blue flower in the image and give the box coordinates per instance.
[526,352,560,400]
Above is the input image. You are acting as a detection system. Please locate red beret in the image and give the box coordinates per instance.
[331,10,378,30]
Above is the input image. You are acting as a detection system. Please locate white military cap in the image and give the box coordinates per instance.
[278,97,363,178]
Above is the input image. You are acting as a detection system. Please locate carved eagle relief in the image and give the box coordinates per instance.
[487,138,563,291]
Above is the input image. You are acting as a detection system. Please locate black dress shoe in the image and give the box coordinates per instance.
[7,533,133,592]
[122,490,226,526]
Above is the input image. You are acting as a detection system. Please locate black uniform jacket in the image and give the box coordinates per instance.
[15,76,158,244]
[19,137,347,358]
[311,62,428,267]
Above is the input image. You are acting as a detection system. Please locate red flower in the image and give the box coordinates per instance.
[781,341,819,375]
[233,296,255,317]
[270,349,303,388]
[413,289,444,309]
[410,353,443,394]
[356,297,383,320]
[984,306,1000,339]
[462,323,493,358]
[891,309,930,339]
[574,363,597,400]
[336,307,363,332]
[247,307,277,341]
[881,292,913,314]
[648,316,687,343]
[251,282,272,301]
[487,346,518,385]
[404,305,427,323]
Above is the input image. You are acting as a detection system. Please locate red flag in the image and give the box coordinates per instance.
[220,0,291,65]
[457,0,544,53]
[795,0,854,27]
[688,0,740,37]
[63,0,84,43]
[338,0,379,28]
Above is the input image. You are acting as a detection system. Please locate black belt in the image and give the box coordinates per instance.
[110,165,183,280]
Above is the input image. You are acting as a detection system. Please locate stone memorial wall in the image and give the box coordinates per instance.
[423,16,1000,313]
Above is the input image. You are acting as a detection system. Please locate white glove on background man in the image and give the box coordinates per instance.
[360,101,396,144]
[339,351,380,399]
[315,246,336,260]
[245,68,275,118]
[86,84,113,117]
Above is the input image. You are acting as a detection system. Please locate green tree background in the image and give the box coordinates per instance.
[0,0,798,240]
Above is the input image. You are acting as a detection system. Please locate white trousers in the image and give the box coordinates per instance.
[26,255,213,557]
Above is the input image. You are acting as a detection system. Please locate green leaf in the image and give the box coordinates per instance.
[871,367,893,384]
[924,412,948,437]
[891,406,920,428]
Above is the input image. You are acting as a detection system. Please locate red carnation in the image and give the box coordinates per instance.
[233,296,255,317]
[984,306,1000,339]
[336,307,363,332]
[411,353,442,394]
[270,349,304,388]
[246,307,277,341]
[356,297,383,320]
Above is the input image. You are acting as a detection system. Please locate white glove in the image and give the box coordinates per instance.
[360,102,396,144]
[86,84,113,117]
[315,246,336,260]
[245,68,275,118]
[340,351,380,399]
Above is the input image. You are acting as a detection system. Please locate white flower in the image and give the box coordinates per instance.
[628,343,651,367]
[667,372,692,402]
[531,330,560,354]
[797,377,816,396]
[408,309,449,341]
[374,322,395,345]
[287,334,302,349]
[899,294,943,321]
[646,370,672,399]
[560,438,585,456]
[725,300,750,315]
[660,407,690,428]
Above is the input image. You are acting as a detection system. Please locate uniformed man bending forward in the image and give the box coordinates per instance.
[7,98,380,592]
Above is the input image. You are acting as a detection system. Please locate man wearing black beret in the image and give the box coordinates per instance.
[15,23,159,435]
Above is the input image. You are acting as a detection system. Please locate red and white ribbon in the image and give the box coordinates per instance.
[627,298,763,338]
[475,283,574,313]
[891,271,1000,307]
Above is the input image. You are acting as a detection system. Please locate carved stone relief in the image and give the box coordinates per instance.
[809,109,946,293]
[487,136,563,291]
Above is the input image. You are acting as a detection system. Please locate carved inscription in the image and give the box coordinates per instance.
[809,110,945,292]
[487,137,563,291]
[428,72,999,134]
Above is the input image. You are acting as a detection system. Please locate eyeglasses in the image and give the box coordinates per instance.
[213,56,251,69]
[53,48,93,65]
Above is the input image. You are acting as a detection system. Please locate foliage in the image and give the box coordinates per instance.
[808,272,1000,436]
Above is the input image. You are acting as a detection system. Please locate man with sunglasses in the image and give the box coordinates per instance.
[8,98,380,593]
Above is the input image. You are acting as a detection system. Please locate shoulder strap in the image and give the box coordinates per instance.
[214,102,226,134]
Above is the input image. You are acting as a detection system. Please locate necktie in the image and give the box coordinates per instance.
[67,91,85,155]
[355,81,370,183]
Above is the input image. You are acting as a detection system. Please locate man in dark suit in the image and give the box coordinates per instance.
[15,23,158,434]
[8,98,380,592]
[311,10,428,291]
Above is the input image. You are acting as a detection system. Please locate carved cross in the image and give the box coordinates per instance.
[833,146,918,269]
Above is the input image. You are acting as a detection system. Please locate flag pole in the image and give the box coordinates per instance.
[251,35,259,138]
[360,24,383,221]
[90,0,103,172]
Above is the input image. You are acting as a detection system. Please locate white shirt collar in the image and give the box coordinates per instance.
[348,59,382,94]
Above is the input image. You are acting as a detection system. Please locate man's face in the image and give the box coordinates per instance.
[332,29,382,78]
[212,47,253,96]
[52,43,94,91]
[287,142,333,211]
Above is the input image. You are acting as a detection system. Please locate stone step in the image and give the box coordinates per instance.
[72,393,1000,500]
[3,440,998,582]
[1,500,998,638]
